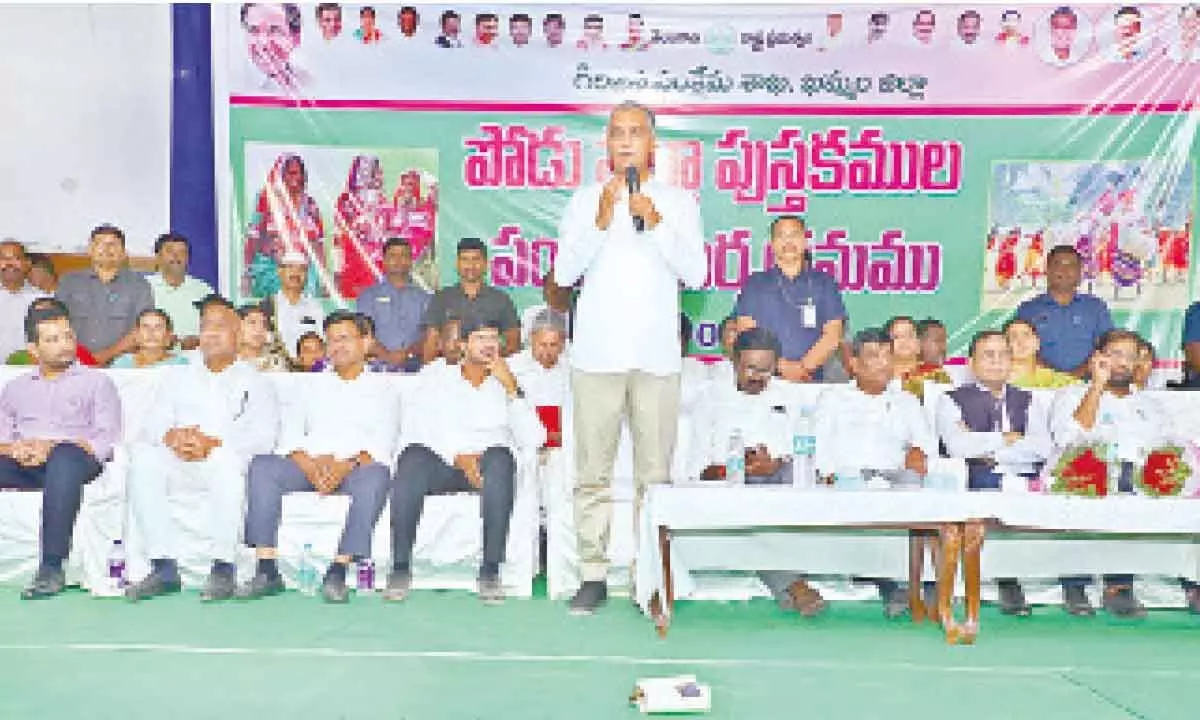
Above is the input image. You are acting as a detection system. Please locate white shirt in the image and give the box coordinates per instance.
[148,274,213,338]
[276,370,401,463]
[273,291,326,358]
[139,360,279,460]
[0,284,46,359]
[1050,384,1171,460]
[555,178,707,375]
[814,383,936,475]
[936,385,1052,476]
[680,356,714,413]
[696,381,794,469]
[508,348,569,408]
[406,361,546,465]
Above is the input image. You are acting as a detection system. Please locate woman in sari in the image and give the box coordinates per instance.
[391,170,439,292]
[334,155,392,300]
[888,315,951,400]
[1003,318,1079,389]
[243,153,327,299]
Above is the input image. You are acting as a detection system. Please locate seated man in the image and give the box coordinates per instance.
[509,309,569,447]
[1050,330,1170,618]
[424,316,464,371]
[240,311,397,603]
[814,327,938,617]
[6,297,99,367]
[695,329,826,615]
[937,330,1051,616]
[237,304,290,372]
[386,315,545,604]
[0,300,121,599]
[124,295,279,602]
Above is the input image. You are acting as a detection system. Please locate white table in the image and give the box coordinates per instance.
[636,486,1200,640]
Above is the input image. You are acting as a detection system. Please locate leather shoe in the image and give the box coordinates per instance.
[1103,586,1147,618]
[236,572,285,601]
[1063,585,1095,617]
[1186,587,1200,615]
[998,581,1032,617]
[21,568,66,600]
[200,570,237,602]
[322,571,349,603]
[125,573,182,602]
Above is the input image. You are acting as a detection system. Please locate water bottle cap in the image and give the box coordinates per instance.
[303,543,313,550]
[114,540,123,546]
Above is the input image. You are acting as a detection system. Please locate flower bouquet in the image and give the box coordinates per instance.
[1047,444,1109,497]
[1135,445,1192,497]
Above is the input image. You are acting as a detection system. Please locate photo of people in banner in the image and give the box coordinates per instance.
[983,160,1193,311]
[240,144,439,303]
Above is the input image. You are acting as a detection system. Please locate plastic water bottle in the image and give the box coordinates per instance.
[726,428,745,485]
[792,406,817,488]
[106,540,126,594]
[356,558,376,593]
[1099,412,1121,493]
[296,543,318,596]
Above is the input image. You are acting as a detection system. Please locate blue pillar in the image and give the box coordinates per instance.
[170,3,218,288]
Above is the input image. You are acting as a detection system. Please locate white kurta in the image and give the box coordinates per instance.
[814,383,936,476]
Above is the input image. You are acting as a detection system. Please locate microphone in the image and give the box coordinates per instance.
[625,166,645,233]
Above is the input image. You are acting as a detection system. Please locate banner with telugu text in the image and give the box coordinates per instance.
[213,3,1199,356]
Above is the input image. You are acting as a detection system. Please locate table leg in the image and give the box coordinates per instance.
[654,525,672,638]
[960,520,986,645]
[908,531,928,623]
[938,523,964,645]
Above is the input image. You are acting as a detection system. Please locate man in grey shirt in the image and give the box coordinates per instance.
[420,238,520,361]
[356,238,429,371]
[56,225,153,366]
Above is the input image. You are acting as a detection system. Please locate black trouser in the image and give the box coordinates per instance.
[0,444,102,563]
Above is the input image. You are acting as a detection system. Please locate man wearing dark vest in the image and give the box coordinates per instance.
[936,330,1051,615]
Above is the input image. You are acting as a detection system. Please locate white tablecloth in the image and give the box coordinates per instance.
[635,486,1200,615]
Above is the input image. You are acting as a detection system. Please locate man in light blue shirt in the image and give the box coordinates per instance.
[147,233,214,350]
[356,238,429,371]
[1014,245,1113,375]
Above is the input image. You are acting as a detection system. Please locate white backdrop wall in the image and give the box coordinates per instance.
[0,4,171,257]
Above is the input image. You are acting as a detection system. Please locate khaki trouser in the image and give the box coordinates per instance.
[572,369,681,583]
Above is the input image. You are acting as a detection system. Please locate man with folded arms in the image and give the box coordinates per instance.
[386,315,545,604]
[937,330,1051,615]
[1050,329,1169,618]
[124,295,279,602]
[239,311,397,602]
[814,327,937,617]
[0,300,121,599]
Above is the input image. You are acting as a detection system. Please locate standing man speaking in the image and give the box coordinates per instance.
[554,102,706,614]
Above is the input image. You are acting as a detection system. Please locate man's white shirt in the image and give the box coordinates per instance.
[148,274,214,338]
[1050,383,1171,459]
[695,381,794,470]
[139,360,280,460]
[274,291,327,357]
[0,284,46,359]
[405,361,546,465]
[508,348,569,407]
[936,385,1052,476]
[555,178,706,375]
[814,383,936,475]
[276,370,401,463]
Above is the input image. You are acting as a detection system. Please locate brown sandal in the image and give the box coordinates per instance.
[784,580,827,617]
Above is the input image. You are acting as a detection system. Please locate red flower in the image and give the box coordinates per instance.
[1140,449,1188,497]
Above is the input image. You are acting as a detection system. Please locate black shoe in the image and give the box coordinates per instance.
[998,582,1032,617]
[478,574,504,606]
[20,567,66,600]
[1186,587,1200,615]
[883,586,910,619]
[382,572,412,602]
[922,583,938,613]
[1063,585,1095,617]
[569,581,608,615]
[200,570,237,602]
[125,573,182,602]
[235,572,285,601]
[1103,586,1147,619]
[322,570,349,604]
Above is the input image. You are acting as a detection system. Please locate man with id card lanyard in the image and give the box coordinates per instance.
[937,330,1052,616]
[124,295,279,602]
[731,216,846,382]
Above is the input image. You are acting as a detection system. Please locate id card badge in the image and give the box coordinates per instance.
[801,299,817,329]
